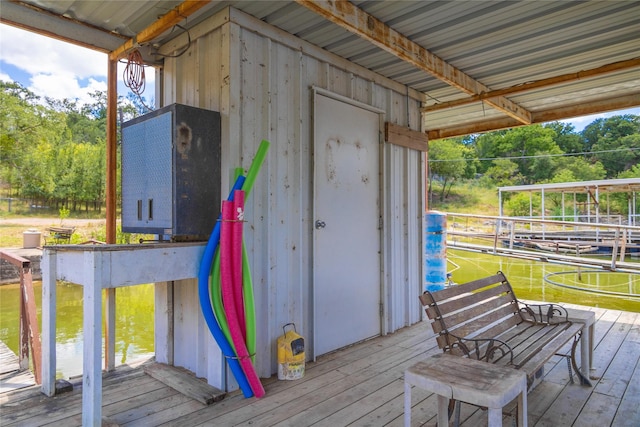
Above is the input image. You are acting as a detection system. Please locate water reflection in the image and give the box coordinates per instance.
[0,282,154,379]
[449,250,640,312]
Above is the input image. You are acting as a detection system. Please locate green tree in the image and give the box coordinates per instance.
[428,138,467,201]
[505,192,541,217]
[581,114,639,151]
[1,81,144,212]
[475,125,562,181]
[552,157,606,182]
[544,121,584,154]
[484,158,523,187]
[592,133,640,177]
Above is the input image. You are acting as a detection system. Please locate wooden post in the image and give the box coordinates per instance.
[20,265,41,383]
[19,266,29,370]
[106,57,117,244]
[83,251,104,425]
[0,251,42,385]
[105,56,117,373]
[154,281,175,365]
[41,249,57,396]
[105,290,116,372]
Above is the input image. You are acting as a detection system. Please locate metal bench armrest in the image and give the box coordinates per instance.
[518,301,569,324]
[446,334,514,365]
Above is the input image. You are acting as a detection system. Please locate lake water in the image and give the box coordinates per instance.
[0,282,155,379]
[448,249,640,312]
[0,249,638,379]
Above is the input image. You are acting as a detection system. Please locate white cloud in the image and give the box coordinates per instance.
[30,73,107,104]
[1,25,106,78]
[560,107,640,132]
[1,24,155,104]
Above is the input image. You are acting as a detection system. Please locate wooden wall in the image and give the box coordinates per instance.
[156,7,425,389]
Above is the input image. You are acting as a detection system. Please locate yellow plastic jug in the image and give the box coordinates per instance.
[277,323,305,380]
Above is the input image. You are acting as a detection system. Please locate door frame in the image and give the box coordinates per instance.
[311,86,386,360]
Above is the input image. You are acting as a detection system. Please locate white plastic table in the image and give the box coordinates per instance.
[404,353,528,427]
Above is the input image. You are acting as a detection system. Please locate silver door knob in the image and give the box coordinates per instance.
[315,220,326,229]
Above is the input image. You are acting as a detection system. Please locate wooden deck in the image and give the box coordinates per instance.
[1,302,638,426]
[0,340,36,395]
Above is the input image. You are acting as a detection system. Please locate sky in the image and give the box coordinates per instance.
[0,24,155,106]
[1,23,638,130]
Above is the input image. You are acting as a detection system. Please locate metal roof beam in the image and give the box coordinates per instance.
[295,0,532,125]
[423,58,640,113]
[427,92,640,140]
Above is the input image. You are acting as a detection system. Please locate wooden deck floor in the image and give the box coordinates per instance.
[1,302,638,426]
[0,340,36,395]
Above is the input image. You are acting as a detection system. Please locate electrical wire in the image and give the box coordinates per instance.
[123,49,146,96]
[122,49,153,112]
[154,24,192,58]
[429,147,640,162]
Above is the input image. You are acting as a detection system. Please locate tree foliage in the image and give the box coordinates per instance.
[428,114,639,202]
[428,138,467,201]
[0,81,146,211]
[2,80,638,212]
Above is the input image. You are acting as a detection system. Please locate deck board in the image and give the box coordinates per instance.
[1,304,638,427]
[0,340,36,394]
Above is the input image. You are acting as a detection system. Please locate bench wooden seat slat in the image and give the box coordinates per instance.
[420,272,506,304]
[424,282,512,319]
[469,314,522,341]
[442,303,519,338]
[421,271,588,389]
[516,323,582,372]
[501,323,567,367]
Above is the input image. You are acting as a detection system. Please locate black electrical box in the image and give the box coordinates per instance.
[121,103,221,238]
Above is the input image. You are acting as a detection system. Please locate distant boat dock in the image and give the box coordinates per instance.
[446,212,640,273]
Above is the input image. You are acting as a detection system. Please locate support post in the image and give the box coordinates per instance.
[105,57,117,372]
[41,249,57,396]
[83,251,104,425]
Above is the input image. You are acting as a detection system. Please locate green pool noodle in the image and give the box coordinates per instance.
[211,246,234,350]
[239,141,269,363]
[211,138,269,358]
[242,241,256,363]
[242,140,270,197]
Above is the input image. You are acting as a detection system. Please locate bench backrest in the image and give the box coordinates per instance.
[419,271,523,355]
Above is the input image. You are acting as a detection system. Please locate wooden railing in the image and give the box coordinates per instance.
[0,250,42,384]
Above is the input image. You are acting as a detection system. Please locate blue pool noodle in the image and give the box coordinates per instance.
[198,175,253,397]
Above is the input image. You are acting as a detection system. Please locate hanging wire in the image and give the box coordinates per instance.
[122,49,153,112]
[123,49,146,95]
[154,24,192,58]
[121,23,192,113]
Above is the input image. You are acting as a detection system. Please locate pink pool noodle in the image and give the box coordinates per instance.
[232,190,246,338]
[221,200,265,398]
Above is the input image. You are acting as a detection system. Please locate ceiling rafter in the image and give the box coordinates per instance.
[109,0,211,61]
[423,58,640,113]
[294,0,533,125]
[426,92,640,140]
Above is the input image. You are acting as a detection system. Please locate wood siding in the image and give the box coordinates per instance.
[158,7,424,386]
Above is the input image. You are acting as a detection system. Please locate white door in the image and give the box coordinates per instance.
[313,92,382,357]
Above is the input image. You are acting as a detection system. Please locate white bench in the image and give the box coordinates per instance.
[405,353,527,427]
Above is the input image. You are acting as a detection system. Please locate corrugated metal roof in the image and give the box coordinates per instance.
[2,0,638,138]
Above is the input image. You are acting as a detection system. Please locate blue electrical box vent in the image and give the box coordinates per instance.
[121,103,221,238]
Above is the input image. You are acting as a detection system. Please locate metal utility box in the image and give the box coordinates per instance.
[121,103,221,238]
